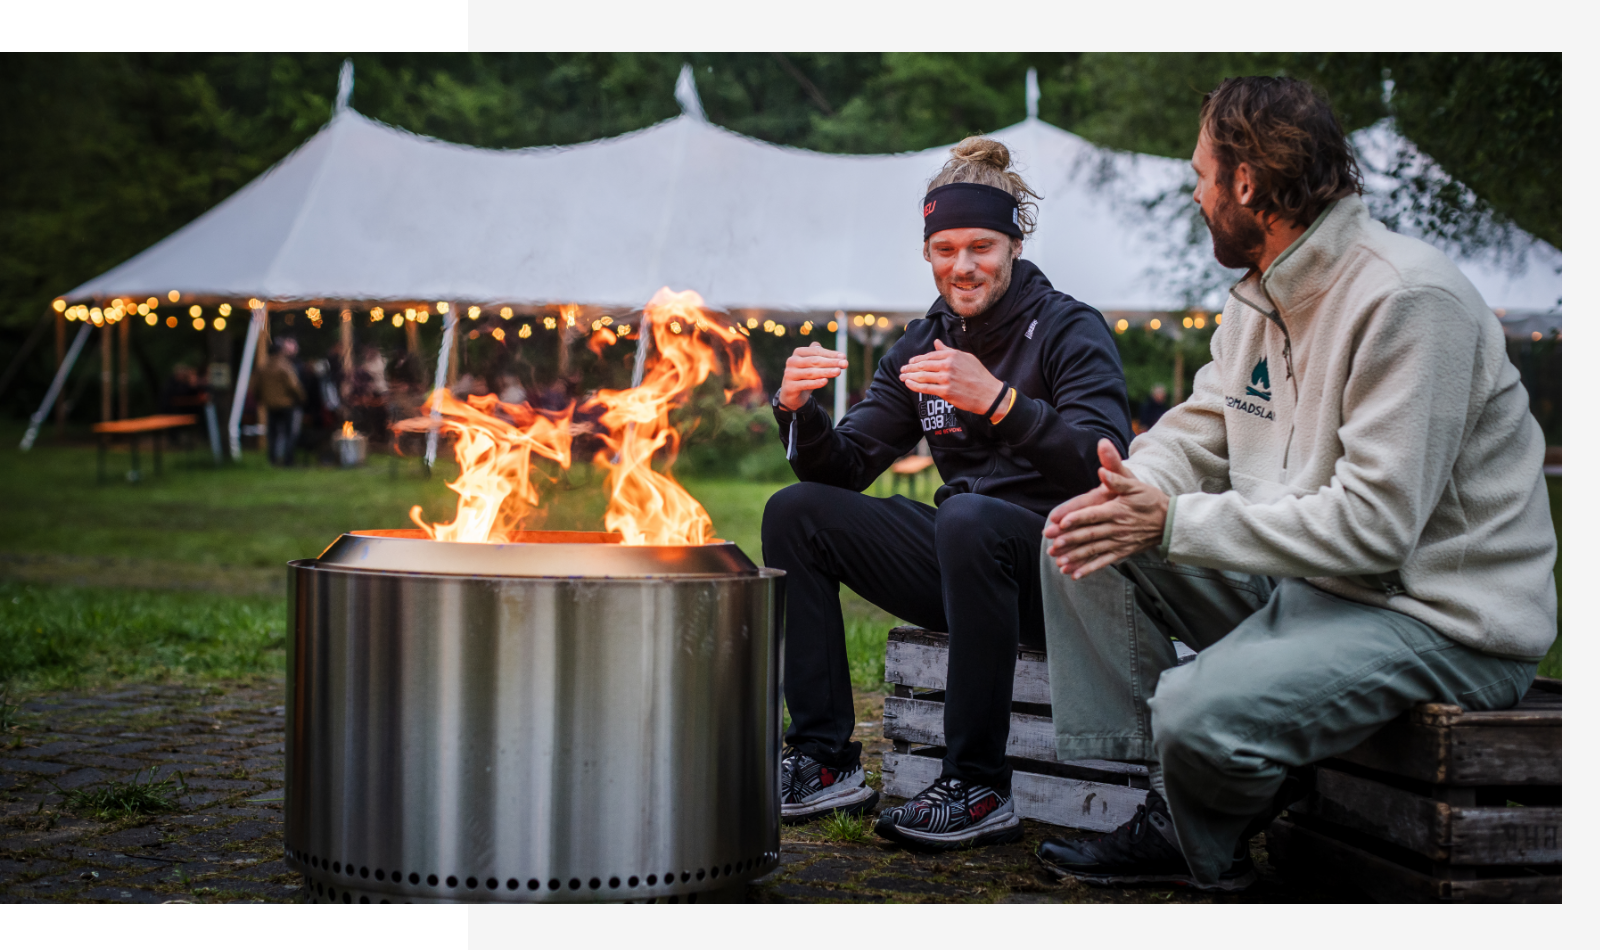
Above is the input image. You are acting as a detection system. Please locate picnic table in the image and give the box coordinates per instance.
[92,413,197,483]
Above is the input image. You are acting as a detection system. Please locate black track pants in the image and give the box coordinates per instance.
[761,481,1046,792]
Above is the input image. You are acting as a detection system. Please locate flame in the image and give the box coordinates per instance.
[341,421,355,438]
[584,288,761,546]
[395,392,573,543]
[397,288,758,547]
[586,326,618,357]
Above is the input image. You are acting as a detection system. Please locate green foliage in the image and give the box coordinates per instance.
[57,766,187,821]
[0,582,284,691]
[815,809,875,844]
[0,684,19,731]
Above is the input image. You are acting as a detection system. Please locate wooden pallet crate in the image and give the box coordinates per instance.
[879,626,1193,832]
[1266,677,1561,902]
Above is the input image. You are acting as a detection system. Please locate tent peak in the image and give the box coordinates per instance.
[334,59,354,116]
[1026,67,1039,120]
[675,63,706,121]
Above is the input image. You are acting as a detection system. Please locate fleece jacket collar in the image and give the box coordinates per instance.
[1232,196,1362,327]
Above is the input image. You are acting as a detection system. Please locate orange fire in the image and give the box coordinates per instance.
[585,288,762,545]
[397,289,759,547]
[396,393,574,543]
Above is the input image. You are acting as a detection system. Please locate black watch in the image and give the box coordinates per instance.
[771,390,807,414]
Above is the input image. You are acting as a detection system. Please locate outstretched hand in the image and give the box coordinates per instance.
[1043,438,1169,579]
[899,339,1005,415]
[777,342,849,411]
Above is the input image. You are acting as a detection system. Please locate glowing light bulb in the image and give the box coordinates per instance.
[775,325,786,337]
[371,308,384,321]
[1182,317,1194,329]
[617,325,631,336]
[670,321,683,334]
[518,323,532,339]
[763,320,775,332]
[1115,319,1129,333]
[543,317,556,330]
[877,317,888,328]
[166,316,178,328]
[468,306,481,319]
[219,303,232,317]
[417,312,428,324]
[600,316,613,326]
[145,313,157,326]
[1150,318,1161,330]
[500,307,513,319]
[52,299,66,312]
[747,317,758,328]
[436,301,449,314]
[1194,316,1206,329]
[189,305,201,318]
[192,317,205,331]
[146,297,159,309]
[827,321,838,332]
[168,290,180,302]
[214,317,226,331]
[248,298,262,309]
[491,327,505,341]
[392,315,404,327]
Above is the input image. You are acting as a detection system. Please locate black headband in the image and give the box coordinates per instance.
[922,182,1023,240]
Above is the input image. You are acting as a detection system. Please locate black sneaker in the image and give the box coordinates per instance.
[781,746,879,823]
[874,775,1022,851]
[1035,790,1256,892]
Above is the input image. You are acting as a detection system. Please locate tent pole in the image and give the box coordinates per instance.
[833,310,847,421]
[424,303,458,469]
[228,307,267,460]
[54,311,67,436]
[20,322,92,450]
[100,324,113,424]
[118,318,131,419]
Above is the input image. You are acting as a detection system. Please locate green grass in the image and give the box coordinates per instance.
[815,810,876,844]
[0,581,284,692]
[57,766,187,821]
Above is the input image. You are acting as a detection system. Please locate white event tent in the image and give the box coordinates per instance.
[27,64,1562,454]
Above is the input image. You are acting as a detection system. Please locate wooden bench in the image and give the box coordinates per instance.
[1266,677,1561,902]
[92,414,197,483]
[879,625,1196,832]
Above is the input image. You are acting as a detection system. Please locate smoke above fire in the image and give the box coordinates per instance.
[395,288,761,546]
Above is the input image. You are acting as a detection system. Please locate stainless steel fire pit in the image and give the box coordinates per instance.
[284,529,783,903]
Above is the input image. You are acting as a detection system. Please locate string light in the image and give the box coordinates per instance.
[747,317,759,329]
[436,301,449,314]
[592,320,604,332]
[468,306,481,319]
[762,320,775,332]
[416,312,428,324]
[214,317,227,331]
[669,321,683,333]
[167,290,180,303]
[800,321,813,336]
[542,317,556,330]
[774,325,787,337]
[145,313,157,326]
[52,299,66,313]
[248,298,262,309]
[1214,313,1223,324]
[1193,315,1206,329]
[219,303,233,317]
[137,303,149,315]
[392,315,404,327]
[166,316,178,328]
[518,323,532,339]
[371,307,385,322]
[827,321,838,332]
[1183,317,1194,329]
[617,324,631,336]
[192,317,205,331]
[600,316,613,326]
[499,307,513,319]
[562,304,579,328]
[90,308,104,326]
[491,327,505,341]
[876,317,888,328]
[188,305,201,318]
[146,297,159,309]
[1115,319,1129,333]
[468,329,480,340]
[1149,318,1161,330]
[405,308,416,322]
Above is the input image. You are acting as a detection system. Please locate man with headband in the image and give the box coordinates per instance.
[762,137,1133,850]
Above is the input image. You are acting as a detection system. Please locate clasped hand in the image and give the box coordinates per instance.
[1044,438,1170,579]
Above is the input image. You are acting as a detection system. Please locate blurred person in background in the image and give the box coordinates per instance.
[1136,384,1170,433]
[251,341,305,466]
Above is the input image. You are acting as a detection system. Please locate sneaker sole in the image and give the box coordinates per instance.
[1036,855,1257,892]
[781,787,879,825]
[874,812,1023,852]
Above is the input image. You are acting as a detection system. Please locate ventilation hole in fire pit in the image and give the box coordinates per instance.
[360,867,369,879]
[374,870,385,881]
[321,859,329,870]
[427,874,438,886]
[549,879,560,890]
[392,870,401,882]
[486,878,498,890]
[628,876,639,887]
[588,878,600,890]
[446,876,458,888]
[506,879,518,891]
[527,879,540,890]
[465,877,478,889]
[688,893,698,904]
[667,896,679,904]
[663,873,674,884]
[569,878,580,890]
[696,869,706,881]
[710,867,719,879]
[343,892,351,903]
[410,873,420,885]
[724,864,732,876]
[360,896,369,904]
[646,875,657,886]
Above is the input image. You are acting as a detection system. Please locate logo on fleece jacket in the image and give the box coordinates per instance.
[1226,356,1276,421]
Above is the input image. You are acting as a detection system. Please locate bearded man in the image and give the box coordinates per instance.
[1033,77,1558,891]
[763,137,1132,850]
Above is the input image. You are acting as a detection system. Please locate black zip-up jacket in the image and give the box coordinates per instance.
[775,259,1133,516]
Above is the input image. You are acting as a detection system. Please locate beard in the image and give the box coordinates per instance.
[943,252,1015,319]
[1202,188,1266,271]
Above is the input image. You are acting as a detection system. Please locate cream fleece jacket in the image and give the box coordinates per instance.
[1128,196,1557,660]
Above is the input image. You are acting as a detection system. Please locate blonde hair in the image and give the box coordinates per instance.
[926,136,1040,238]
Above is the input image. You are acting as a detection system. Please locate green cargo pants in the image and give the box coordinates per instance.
[1039,549,1538,885]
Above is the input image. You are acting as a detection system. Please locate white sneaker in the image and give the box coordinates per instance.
[780,746,879,823]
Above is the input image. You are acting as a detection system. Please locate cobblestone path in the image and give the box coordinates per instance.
[1,682,1334,903]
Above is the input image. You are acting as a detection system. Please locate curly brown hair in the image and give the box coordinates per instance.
[1200,77,1363,229]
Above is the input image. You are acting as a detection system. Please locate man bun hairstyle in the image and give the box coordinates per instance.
[927,136,1040,237]
[1200,77,1363,230]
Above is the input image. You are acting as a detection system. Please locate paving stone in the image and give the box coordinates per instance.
[0,757,75,776]
[80,884,169,903]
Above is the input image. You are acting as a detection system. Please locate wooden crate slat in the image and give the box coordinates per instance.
[1334,709,1561,787]
[885,631,1052,705]
[1451,806,1562,865]
[1303,767,1562,865]
[881,751,1146,832]
[883,696,1149,780]
[1266,818,1560,903]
